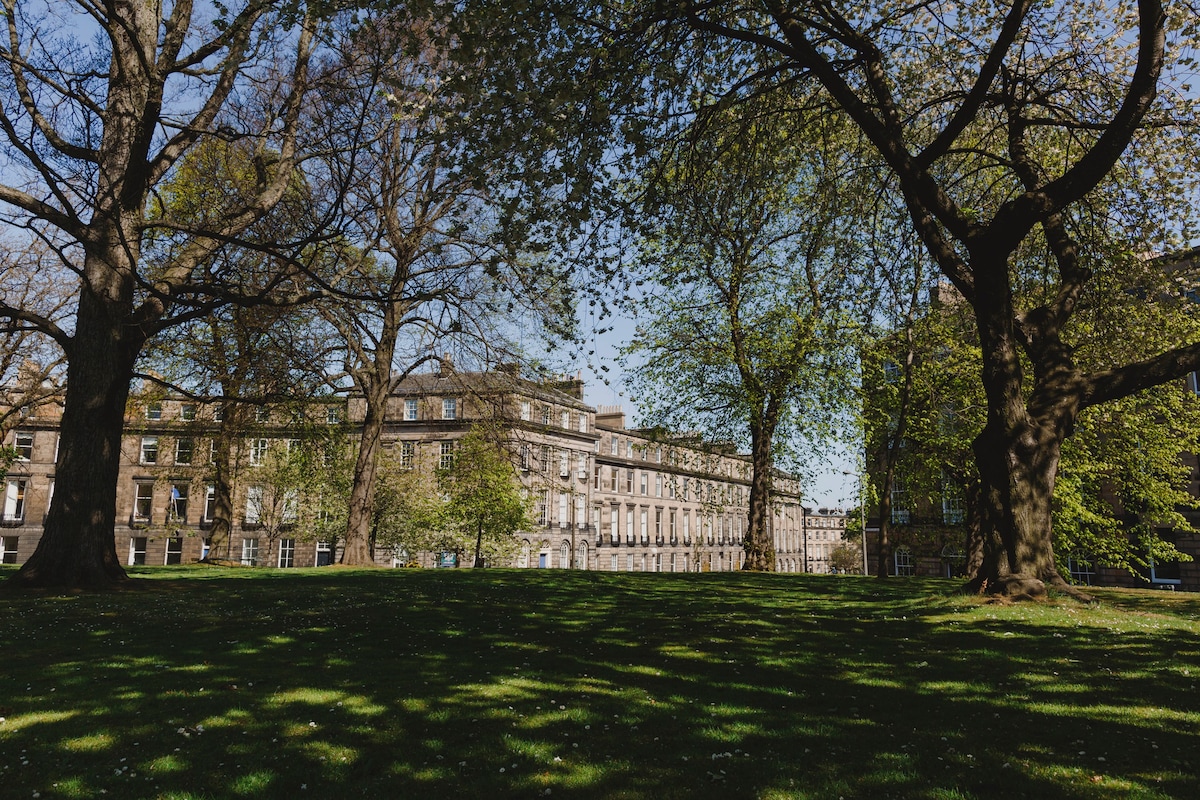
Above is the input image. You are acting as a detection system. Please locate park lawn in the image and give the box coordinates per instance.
[0,567,1198,799]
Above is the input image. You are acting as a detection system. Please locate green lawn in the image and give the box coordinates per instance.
[1,567,1198,799]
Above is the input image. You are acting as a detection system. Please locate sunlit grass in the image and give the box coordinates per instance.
[1,566,1199,798]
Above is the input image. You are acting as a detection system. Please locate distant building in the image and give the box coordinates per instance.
[2,369,813,572]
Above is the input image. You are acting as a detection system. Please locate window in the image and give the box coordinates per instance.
[558,493,569,528]
[520,401,531,421]
[165,536,183,565]
[894,546,914,577]
[559,450,570,478]
[281,490,298,524]
[610,554,619,571]
[539,444,550,473]
[625,508,634,542]
[146,402,162,421]
[279,538,296,568]
[255,406,270,423]
[203,485,216,522]
[245,485,264,525]
[519,540,531,568]
[655,509,662,540]
[133,483,153,522]
[326,406,340,425]
[1067,552,1096,585]
[400,441,415,469]
[575,495,585,528]
[611,437,619,456]
[2,479,26,523]
[624,469,633,494]
[655,474,663,497]
[130,536,148,565]
[683,513,690,543]
[670,510,678,542]
[609,506,619,543]
[241,537,259,566]
[0,536,18,564]
[439,441,455,469]
[14,431,34,460]
[593,464,600,489]
[538,490,549,526]
[942,494,965,525]
[890,478,910,524]
[169,483,189,522]
[180,403,197,421]
[639,509,648,543]
[577,452,587,479]
[209,439,218,465]
[175,438,194,465]
[561,410,570,429]
[249,438,269,466]
[626,441,633,458]
[560,540,570,567]
[683,479,690,501]
[639,472,648,495]
[213,404,225,422]
[316,541,333,566]
[656,446,662,463]
[579,414,588,433]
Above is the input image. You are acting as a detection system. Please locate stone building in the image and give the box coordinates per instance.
[2,368,809,572]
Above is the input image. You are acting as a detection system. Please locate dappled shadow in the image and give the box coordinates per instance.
[0,567,1197,798]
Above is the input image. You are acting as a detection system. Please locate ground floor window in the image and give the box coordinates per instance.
[610,554,619,571]
[279,538,295,568]
[1,535,18,564]
[130,536,148,565]
[241,537,259,566]
[894,546,914,577]
[316,541,332,567]
[1067,551,1096,585]
[165,536,183,565]
[3,479,26,523]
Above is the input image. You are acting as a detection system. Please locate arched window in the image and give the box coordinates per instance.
[518,540,531,569]
[576,540,589,570]
[560,540,571,568]
[894,546,914,577]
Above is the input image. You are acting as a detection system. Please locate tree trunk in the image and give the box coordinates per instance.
[10,288,140,588]
[474,519,485,568]
[742,412,779,572]
[342,372,390,565]
[965,417,1081,598]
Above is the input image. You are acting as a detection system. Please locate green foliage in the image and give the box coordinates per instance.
[437,426,535,564]
[249,426,353,546]
[622,92,868,474]
[1055,386,1200,575]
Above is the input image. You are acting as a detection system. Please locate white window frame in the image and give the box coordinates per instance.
[279,538,296,568]
[3,479,27,523]
[442,397,458,420]
[133,482,153,522]
[241,537,259,566]
[140,436,159,464]
[174,437,194,465]
[248,438,269,466]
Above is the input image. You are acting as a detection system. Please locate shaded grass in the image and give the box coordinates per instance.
[1,566,1198,798]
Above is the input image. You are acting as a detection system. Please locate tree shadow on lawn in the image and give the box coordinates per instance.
[0,568,1197,799]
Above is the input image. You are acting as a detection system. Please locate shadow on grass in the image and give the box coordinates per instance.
[0,566,1197,799]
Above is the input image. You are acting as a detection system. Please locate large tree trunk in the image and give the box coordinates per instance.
[742,409,779,572]
[11,287,141,588]
[965,416,1083,599]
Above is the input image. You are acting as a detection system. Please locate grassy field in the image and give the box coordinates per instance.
[1,567,1198,799]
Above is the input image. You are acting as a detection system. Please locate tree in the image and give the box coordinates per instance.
[481,0,1200,598]
[0,0,323,588]
[438,426,534,568]
[309,10,569,566]
[623,95,866,571]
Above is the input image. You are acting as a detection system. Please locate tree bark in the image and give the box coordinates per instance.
[742,405,780,572]
[11,283,141,588]
[342,366,392,566]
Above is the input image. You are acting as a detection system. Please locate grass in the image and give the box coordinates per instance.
[1,567,1199,799]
